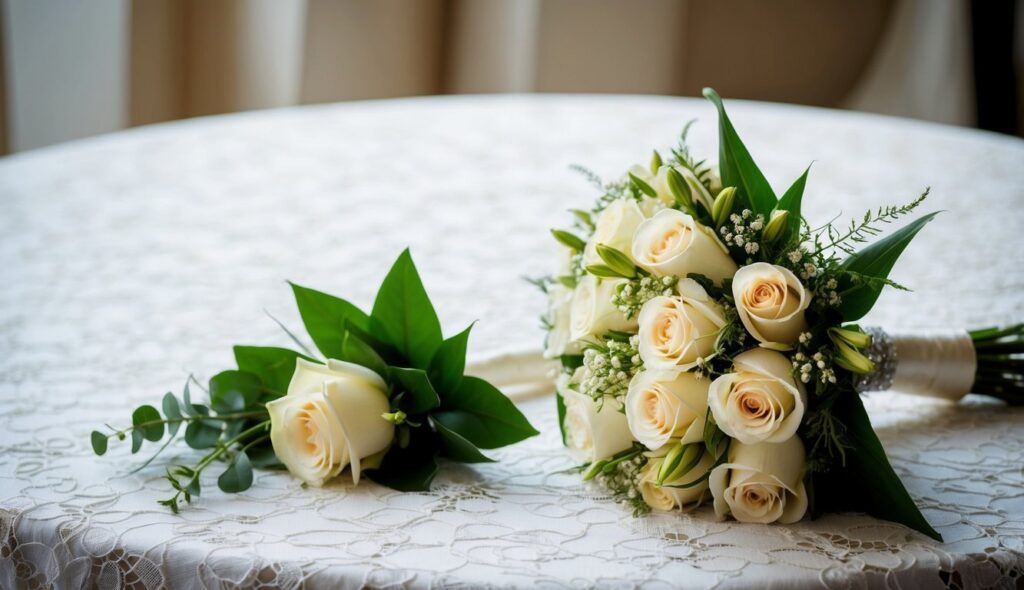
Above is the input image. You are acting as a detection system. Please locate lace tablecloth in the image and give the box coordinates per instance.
[1,95,1022,589]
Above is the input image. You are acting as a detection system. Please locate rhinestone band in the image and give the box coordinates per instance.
[854,327,897,392]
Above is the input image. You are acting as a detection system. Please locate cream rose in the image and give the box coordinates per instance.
[637,278,727,371]
[570,275,637,342]
[582,198,646,266]
[267,359,393,487]
[559,371,634,463]
[709,436,808,524]
[625,370,709,451]
[631,209,738,284]
[708,348,806,444]
[544,284,578,358]
[639,449,716,511]
[732,262,810,346]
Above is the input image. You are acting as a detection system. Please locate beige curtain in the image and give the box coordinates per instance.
[2,0,979,152]
[129,0,894,124]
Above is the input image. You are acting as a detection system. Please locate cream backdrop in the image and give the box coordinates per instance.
[2,0,974,153]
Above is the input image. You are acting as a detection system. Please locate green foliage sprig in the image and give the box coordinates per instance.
[93,249,538,510]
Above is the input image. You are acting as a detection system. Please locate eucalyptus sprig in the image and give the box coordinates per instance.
[92,249,539,510]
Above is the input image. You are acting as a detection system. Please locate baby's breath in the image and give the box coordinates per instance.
[592,453,650,517]
[579,336,643,407]
[612,275,679,319]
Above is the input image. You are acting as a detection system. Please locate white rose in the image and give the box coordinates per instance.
[625,370,709,451]
[559,371,634,463]
[706,164,722,194]
[555,243,575,276]
[267,359,393,487]
[569,275,637,342]
[629,164,715,213]
[637,278,727,371]
[708,348,806,444]
[631,209,738,284]
[544,284,578,358]
[733,263,810,346]
[639,450,716,511]
[709,436,808,524]
[582,198,646,266]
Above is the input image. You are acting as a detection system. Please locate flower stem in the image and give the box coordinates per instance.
[107,410,269,440]
[162,420,272,511]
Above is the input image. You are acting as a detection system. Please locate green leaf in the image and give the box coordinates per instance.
[91,431,108,455]
[433,376,539,449]
[248,444,285,469]
[702,87,776,216]
[550,229,587,252]
[432,418,494,463]
[370,249,443,370]
[666,167,696,212]
[185,419,221,449]
[389,367,441,414]
[595,244,637,278]
[233,346,314,397]
[628,172,658,198]
[838,212,939,321]
[290,282,370,359]
[817,392,941,541]
[346,319,402,364]
[217,451,254,493]
[585,264,629,279]
[210,370,263,414]
[341,331,388,378]
[185,476,201,497]
[555,390,567,446]
[776,165,810,245]
[366,428,439,491]
[429,323,474,396]
[162,392,182,436]
[130,429,144,453]
[132,405,164,442]
[181,380,197,417]
[560,354,584,371]
[570,208,594,229]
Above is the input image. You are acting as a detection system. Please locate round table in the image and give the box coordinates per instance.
[1,95,1022,589]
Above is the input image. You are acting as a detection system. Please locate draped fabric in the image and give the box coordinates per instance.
[2,0,977,153]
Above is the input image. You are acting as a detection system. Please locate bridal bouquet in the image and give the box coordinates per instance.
[90,250,538,512]
[541,88,1023,540]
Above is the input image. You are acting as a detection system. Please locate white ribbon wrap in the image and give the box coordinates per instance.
[890,330,977,401]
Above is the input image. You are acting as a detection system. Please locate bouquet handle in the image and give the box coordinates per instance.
[859,329,976,401]
[860,325,1023,403]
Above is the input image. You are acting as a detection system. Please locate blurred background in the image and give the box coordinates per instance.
[0,0,1021,155]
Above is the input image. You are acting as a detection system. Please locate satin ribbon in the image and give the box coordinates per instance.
[890,330,977,401]
[466,350,552,402]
